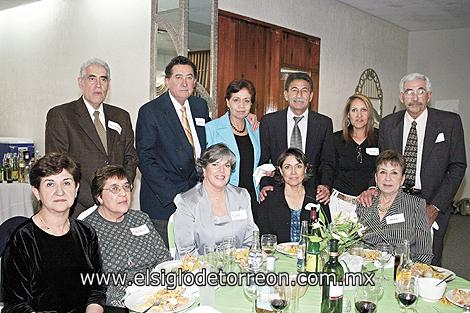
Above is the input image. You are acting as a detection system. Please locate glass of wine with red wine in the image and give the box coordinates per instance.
[395,276,419,312]
[354,284,379,313]
[269,284,290,313]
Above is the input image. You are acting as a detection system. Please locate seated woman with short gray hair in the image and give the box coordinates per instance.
[174,143,258,258]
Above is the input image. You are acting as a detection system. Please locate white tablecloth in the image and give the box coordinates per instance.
[0,182,35,224]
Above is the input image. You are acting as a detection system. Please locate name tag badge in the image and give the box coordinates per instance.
[130,224,150,236]
[108,120,122,134]
[385,213,405,225]
[366,147,379,156]
[195,118,206,126]
[231,210,248,221]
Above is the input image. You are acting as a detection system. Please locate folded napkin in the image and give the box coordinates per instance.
[253,164,276,186]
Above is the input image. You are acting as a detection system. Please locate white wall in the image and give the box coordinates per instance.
[408,28,470,199]
[219,0,409,129]
[0,0,151,150]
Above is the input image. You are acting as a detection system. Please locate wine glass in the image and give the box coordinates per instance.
[354,284,379,313]
[269,285,290,313]
[243,275,257,313]
[261,234,277,256]
[376,243,392,280]
[396,276,419,312]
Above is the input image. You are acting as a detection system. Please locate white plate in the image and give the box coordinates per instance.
[153,260,202,274]
[275,242,298,256]
[445,288,470,308]
[432,265,456,281]
[153,260,183,273]
[125,287,195,313]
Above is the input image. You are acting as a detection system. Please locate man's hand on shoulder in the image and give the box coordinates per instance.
[316,185,330,204]
[356,187,377,208]
[258,185,274,203]
[246,113,259,131]
[426,203,439,226]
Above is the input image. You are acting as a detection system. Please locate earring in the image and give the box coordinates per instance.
[346,118,351,127]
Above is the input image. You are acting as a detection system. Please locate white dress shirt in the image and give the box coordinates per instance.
[83,98,106,126]
[287,107,309,153]
[402,109,428,189]
[169,91,202,158]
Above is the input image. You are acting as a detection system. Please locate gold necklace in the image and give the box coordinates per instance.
[38,214,69,233]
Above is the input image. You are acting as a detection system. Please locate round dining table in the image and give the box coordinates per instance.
[129,251,470,312]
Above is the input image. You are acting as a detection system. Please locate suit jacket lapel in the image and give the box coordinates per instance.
[305,110,319,158]
[279,109,288,151]
[422,108,440,165]
[391,111,405,152]
[103,104,116,155]
[161,92,194,154]
[189,96,206,149]
[75,97,107,155]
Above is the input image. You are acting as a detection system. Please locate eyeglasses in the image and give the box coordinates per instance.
[403,88,427,97]
[103,183,133,194]
[356,146,363,164]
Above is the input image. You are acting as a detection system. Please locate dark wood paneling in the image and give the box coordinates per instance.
[218,10,320,117]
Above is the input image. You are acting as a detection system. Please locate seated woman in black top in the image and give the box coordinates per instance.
[324,94,379,219]
[258,148,319,243]
[1,153,106,313]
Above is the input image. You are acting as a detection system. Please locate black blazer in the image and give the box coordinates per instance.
[136,92,210,220]
[259,108,334,190]
[379,107,466,214]
[258,186,317,243]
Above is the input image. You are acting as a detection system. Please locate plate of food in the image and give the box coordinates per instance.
[362,249,381,262]
[275,242,298,256]
[411,263,456,281]
[445,288,470,307]
[125,287,195,312]
[233,248,250,268]
[154,254,202,273]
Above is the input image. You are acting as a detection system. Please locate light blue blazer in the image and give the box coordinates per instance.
[205,112,261,194]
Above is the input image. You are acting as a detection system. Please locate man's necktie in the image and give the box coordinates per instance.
[403,121,418,188]
[180,106,195,149]
[290,116,304,150]
[93,110,107,153]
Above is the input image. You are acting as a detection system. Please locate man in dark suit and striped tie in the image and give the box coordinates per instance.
[359,73,466,265]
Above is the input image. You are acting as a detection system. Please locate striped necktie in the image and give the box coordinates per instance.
[290,116,304,150]
[93,110,107,153]
[403,121,418,188]
[180,106,195,150]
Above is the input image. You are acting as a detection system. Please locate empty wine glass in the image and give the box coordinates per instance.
[354,284,379,313]
[395,276,419,312]
[243,275,257,313]
[376,243,392,280]
[261,234,277,256]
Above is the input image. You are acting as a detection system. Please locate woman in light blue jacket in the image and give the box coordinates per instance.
[205,79,261,223]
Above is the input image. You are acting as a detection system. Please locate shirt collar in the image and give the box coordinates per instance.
[405,107,428,124]
[168,90,190,111]
[83,97,104,117]
[287,106,309,120]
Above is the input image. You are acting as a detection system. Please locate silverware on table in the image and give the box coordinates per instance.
[142,299,161,313]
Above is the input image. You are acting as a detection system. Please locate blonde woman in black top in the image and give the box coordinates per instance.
[324,94,379,219]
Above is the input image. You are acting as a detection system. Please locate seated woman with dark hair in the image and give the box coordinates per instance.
[174,143,258,257]
[258,148,320,243]
[83,165,171,313]
[1,152,106,313]
[356,150,432,263]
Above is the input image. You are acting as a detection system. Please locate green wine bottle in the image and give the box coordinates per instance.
[320,239,344,313]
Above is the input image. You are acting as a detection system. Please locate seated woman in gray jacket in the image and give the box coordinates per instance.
[174,143,258,258]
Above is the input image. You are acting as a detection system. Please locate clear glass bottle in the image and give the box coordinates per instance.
[11,152,19,181]
[395,240,412,284]
[297,220,308,272]
[306,208,322,272]
[18,152,26,183]
[248,230,263,273]
[255,251,276,313]
[321,239,344,313]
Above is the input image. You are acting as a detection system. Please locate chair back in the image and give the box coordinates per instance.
[0,216,29,256]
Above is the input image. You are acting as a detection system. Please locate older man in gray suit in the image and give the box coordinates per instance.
[46,58,138,217]
[360,73,466,265]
